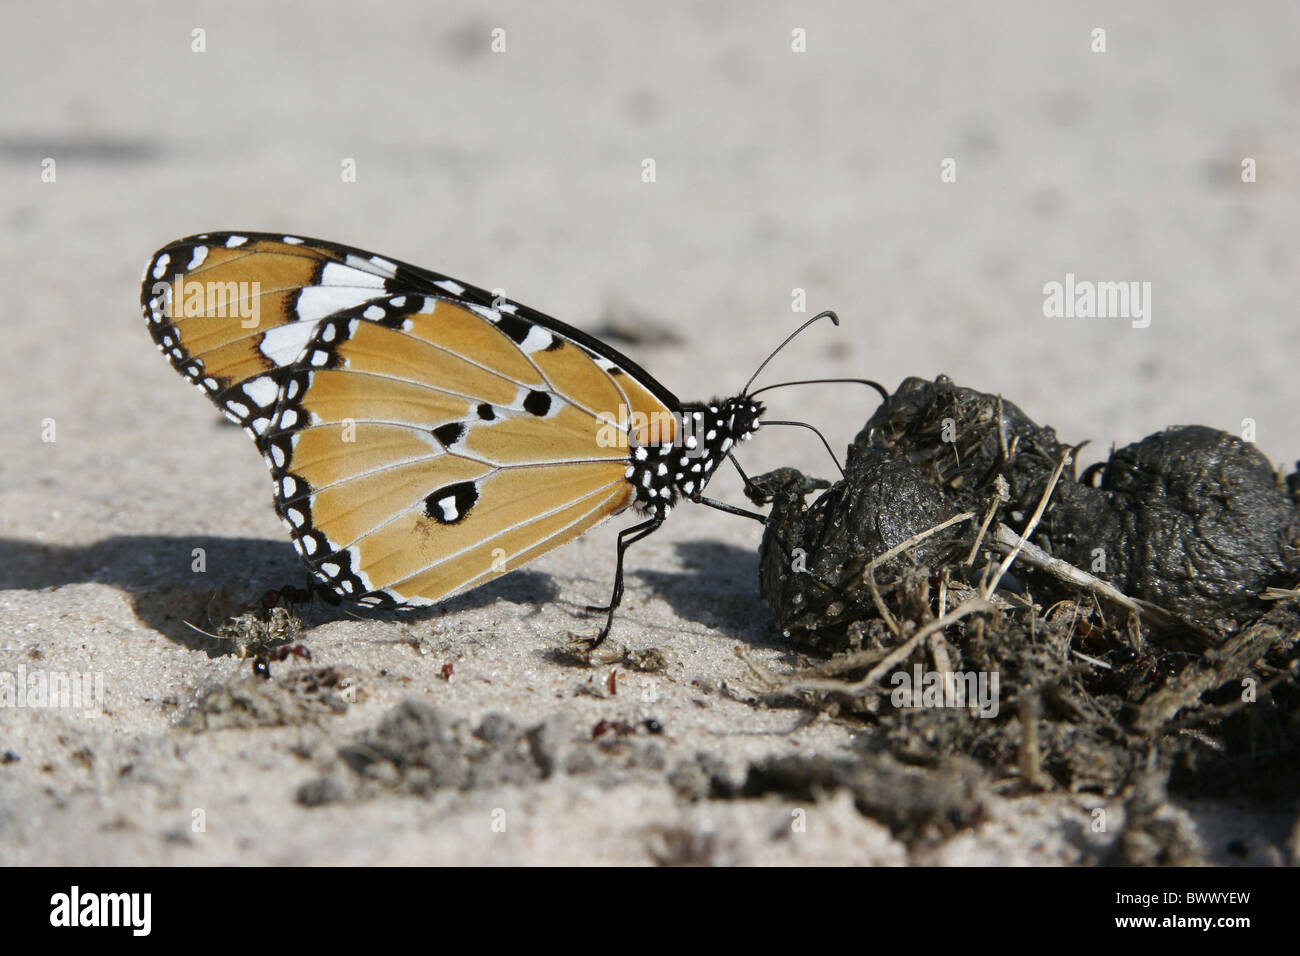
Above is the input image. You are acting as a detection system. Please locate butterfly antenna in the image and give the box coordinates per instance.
[748,377,890,403]
[741,310,839,397]
[183,620,223,641]
[759,419,846,479]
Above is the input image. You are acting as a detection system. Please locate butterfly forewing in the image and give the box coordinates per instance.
[141,232,668,608]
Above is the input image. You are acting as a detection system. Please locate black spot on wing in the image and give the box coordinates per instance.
[432,422,466,447]
[495,313,533,345]
[523,390,552,417]
[476,403,496,421]
[424,481,479,525]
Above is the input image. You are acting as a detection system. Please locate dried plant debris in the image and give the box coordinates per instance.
[1106,761,1203,866]
[751,375,1300,803]
[666,749,987,849]
[180,667,357,731]
[547,640,668,672]
[742,753,988,845]
[186,603,305,659]
[297,698,667,804]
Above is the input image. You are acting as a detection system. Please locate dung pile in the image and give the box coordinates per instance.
[751,375,1300,804]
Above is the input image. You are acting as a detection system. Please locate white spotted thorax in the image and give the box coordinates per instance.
[625,396,764,518]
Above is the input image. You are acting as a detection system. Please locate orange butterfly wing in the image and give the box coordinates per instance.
[141,232,676,607]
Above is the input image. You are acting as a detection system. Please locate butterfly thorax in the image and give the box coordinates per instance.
[627,395,764,517]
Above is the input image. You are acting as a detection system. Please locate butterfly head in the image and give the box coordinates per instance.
[713,394,765,445]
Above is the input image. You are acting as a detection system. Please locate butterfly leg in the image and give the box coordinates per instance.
[693,495,768,524]
[726,452,763,501]
[580,516,664,647]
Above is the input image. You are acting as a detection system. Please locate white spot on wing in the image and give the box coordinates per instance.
[519,326,554,353]
[243,375,278,408]
[346,546,373,590]
[435,279,465,296]
[260,320,320,365]
[296,286,376,321]
[385,588,434,607]
[321,262,386,288]
[225,235,248,248]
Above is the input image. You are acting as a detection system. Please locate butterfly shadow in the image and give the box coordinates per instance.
[0,534,558,656]
[628,539,785,649]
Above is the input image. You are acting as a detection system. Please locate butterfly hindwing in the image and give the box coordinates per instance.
[141,232,671,608]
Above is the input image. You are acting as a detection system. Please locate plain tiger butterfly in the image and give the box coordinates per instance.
[140,232,842,645]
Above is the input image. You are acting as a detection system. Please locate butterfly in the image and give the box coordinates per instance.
[140,232,840,645]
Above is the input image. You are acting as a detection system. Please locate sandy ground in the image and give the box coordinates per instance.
[2,1,1298,865]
